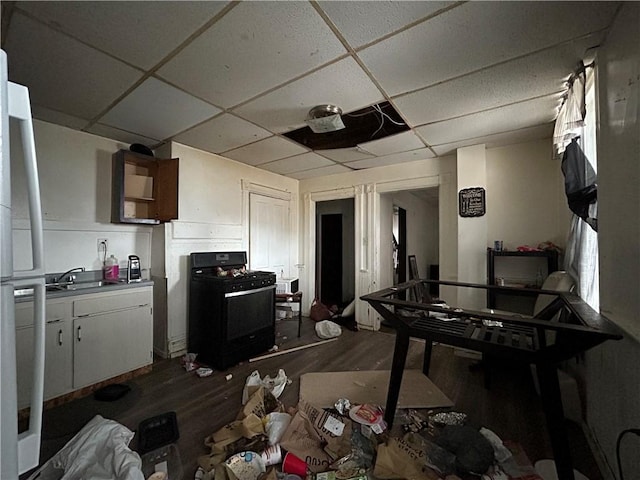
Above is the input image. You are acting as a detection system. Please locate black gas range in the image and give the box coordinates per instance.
[188,251,276,369]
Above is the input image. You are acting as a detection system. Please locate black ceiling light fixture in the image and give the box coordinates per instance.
[284,100,409,150]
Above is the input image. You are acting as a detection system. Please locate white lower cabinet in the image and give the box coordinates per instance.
[15,299,72,409]
[72,287,153,389]
[15,285,153,408]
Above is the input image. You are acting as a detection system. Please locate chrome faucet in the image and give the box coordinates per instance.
[55,267,85,284]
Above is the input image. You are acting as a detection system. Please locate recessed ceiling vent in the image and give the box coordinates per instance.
[284,101,409,150]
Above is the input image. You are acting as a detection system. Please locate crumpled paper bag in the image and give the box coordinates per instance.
[279,399,351,473]
[373,436,440,480]
[198,387,277,472]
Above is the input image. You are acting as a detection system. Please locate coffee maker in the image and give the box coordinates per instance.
[127,255,142,282]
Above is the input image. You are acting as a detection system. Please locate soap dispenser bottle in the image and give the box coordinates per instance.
[104,254,119,281]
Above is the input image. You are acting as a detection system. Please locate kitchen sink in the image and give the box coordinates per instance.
[14,281,105,297]
[56,281,104,291]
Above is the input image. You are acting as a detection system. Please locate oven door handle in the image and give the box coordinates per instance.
[224,284,276,298]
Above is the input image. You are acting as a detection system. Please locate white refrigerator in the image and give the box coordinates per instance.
[0,49,46,478]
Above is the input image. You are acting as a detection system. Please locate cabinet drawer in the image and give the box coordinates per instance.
[73,289,151,317]
[15,300,70,329]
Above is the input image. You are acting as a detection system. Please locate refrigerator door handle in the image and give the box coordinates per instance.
[8,81,44,279]
[12,278,45,473]
[7,80,46,474]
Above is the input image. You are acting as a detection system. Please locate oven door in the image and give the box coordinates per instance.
[224,284,275,341]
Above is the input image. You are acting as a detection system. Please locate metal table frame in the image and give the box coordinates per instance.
[361,279,622,480]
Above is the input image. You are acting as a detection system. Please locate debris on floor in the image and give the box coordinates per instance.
[193,370,545,480]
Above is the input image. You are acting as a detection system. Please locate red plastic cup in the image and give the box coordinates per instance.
[282,452,307,476]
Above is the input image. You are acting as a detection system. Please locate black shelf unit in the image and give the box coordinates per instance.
[486,248,559,314]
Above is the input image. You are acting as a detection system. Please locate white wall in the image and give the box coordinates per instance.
[580,3,640,477]
[153,142,299,357]
[486,138,569,252]
[10,120,152,276]
[457,145,488,309]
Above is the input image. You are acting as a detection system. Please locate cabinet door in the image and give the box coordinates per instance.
[73,305,152,389]
[16,319,72,408]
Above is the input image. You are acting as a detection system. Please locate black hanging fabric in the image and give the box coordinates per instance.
[561,138,598,231]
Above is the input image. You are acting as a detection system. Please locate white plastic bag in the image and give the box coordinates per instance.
[315,320,342,339]
[241,369,289,404]
[28,415,144,480]
[265,412,292,445]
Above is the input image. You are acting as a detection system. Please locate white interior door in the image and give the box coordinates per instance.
[249,193,289,275]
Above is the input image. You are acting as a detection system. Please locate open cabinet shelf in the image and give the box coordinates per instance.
[112,149,179,224]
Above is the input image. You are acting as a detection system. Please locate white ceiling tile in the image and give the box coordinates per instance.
[358,131,425,156]
[223,136,309,166]
[16,1,230,70]
[416,94,562,146]
[345,148,435,170]
[85,123,160,147]
[99,77,221,140]
[395,34,604,126]
[157,1,347,108]
[315,147,375,163]
[4,12,143,120]
[31,106,89,131]
[317,1,455,48]
[431,124,554,156]
[174,114,272,154]
[360,2,619,95]
[289,164,352,180]
[234,58,384,132]
[261,153,335,175]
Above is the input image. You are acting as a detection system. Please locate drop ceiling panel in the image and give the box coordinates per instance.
[234,58,384,133]
[358,131,425,156]
[261,153,335,175]
[316,148,375,163]
[360,1,619,96]
[31,106,89,131]
[345,148,435,170]
[395,35,604,126]
[100,77,221,140]
[4,12,143,120]
[223,136,309,166]
[431,124,554,156]
[317,1,455,48]
[289,164,352,180]
[417,94,561,147]
[86,124,160,148]
[16,1,230,70]
[175,113,272,154]
[157,1,347,109]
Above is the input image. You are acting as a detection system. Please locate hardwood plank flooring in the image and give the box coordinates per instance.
[31,317,603,479]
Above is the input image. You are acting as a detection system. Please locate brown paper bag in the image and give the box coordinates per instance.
[198,413,267,471]
[280,400,351,473]
[373,436,440,480]
[237,386,280,420]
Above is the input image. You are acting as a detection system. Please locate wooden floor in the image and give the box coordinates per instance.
[32,316,603,479]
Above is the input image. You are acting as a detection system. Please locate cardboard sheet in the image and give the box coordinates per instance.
[299,370,453,409]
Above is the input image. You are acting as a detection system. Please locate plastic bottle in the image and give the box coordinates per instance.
[104,254,119,281]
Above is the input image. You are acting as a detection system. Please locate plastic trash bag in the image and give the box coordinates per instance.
[242,369,288,405]
[315,320,342,339]
[26,415,143,480]
[264,412,292,445]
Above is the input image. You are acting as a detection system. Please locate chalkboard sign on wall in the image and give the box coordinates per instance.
[459,187,486,217]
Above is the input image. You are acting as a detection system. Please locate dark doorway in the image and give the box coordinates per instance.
[393,206,407,301]
[319,213,343,306]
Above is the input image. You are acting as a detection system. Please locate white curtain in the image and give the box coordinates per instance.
[555,67,599,311]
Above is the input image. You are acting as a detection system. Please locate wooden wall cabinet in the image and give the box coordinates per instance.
[112,149,179,224]
[486,248,559,315]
